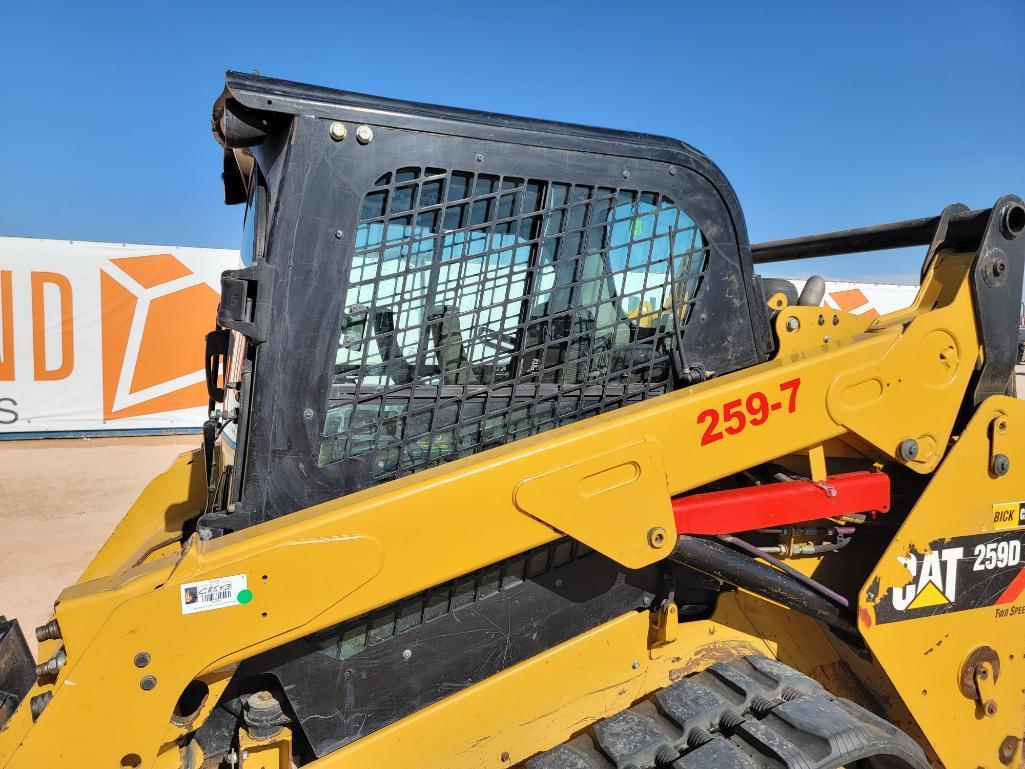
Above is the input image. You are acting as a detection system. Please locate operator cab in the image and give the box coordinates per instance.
[203,72,774,535]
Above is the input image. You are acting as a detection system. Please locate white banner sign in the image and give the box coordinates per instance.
[789,278,920,317]
[0,234,923,436]
[0,237,239,435]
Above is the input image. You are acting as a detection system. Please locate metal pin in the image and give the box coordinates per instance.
[35,648,66,678]
[30,691,52,720]
[35,620,61,642]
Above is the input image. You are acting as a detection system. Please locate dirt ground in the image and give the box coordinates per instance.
[0,434,199,650]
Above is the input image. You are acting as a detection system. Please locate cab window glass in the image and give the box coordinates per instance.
[320,167,708,479]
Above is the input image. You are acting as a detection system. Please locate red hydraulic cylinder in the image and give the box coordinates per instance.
[672,471,890,535]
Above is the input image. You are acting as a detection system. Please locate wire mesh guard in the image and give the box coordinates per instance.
[319,166,708,483]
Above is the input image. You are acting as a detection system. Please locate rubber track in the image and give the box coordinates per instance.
[526,655,930,769]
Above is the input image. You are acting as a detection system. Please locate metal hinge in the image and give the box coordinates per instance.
[648,598,679,659]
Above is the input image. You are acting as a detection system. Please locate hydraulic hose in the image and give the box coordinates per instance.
[717,535,849,607]
[669,535,857,634]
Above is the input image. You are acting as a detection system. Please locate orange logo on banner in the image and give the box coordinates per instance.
[828,288,879,319]
[100,254,219,420]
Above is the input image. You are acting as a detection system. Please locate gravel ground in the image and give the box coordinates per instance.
[0,434,199,650]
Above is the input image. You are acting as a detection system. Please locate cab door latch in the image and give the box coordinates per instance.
[217,264,272,343]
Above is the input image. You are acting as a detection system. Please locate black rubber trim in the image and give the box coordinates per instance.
[526,655,930,769]
[0,617,34,729]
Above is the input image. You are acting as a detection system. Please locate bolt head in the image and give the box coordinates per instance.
[631,659,640,669]
[785,316,800,332]
[402,649,412,660]
[355,125,374,145]
[993,453,1011,476]
[899,438,919,462]
[647,527,667,548]
[134,652,151,668]
[985,699,999,717]
[999,735,1019,765]
[329,122,347,141]
[140,674,157,691]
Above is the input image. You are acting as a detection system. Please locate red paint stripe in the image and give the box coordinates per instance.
[996,566,1025,605]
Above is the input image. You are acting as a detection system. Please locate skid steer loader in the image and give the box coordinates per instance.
[1,71,1023,769]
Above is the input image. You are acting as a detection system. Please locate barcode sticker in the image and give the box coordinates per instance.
[180,574,250,615]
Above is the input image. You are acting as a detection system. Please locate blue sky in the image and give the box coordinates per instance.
[1,1,1022,283]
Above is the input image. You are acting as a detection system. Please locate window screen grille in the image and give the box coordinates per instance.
[319,166,708,483]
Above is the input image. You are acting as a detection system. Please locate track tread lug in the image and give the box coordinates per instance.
[526,744,596,769]
[732,719,811,769]
[656,678,732,734]
[526,655,932,769]
[706,661,765,701]
[768,696,867,758]
[670,736,759,769]
[593,710,672,768]
[744,656,825,699]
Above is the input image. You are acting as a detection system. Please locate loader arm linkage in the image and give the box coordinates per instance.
[1,72,1023,769]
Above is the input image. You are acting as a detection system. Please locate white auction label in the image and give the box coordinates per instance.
[180,574,250,614]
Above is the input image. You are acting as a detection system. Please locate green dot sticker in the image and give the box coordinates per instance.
[237,589,253,605]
